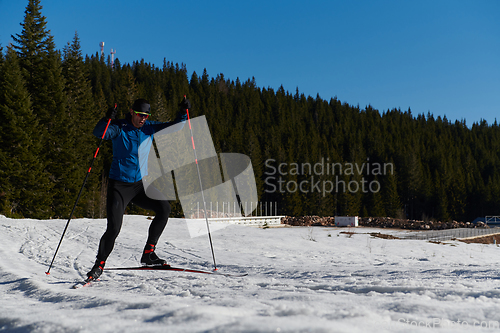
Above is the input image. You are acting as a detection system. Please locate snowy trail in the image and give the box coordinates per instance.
[1,214,500,332]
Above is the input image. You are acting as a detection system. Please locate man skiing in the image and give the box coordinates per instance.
[86,98,190,281]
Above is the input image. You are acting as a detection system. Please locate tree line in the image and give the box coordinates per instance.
[1,0,499,222]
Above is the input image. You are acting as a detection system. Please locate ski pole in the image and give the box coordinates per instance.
[184,96,218,271]
[45,107,114,275]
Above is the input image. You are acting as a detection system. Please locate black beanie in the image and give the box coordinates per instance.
[132,99,151,113]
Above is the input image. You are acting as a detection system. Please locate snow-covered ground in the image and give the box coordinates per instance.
[1,214,500,333]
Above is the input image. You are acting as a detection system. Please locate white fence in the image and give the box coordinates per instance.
[403,227,500,241]
[189,201,283,227]
[207,215,284,227]
[486,216,500,225]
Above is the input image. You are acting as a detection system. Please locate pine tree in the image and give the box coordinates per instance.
[11,0,60,128]
[151,84,168,122]
[117,69,138,113]
[12,0,69,217]
[383,168,401,218]
[0,46,52,217]
[369,176,386,217]
[433,170,450,222]
[62,31,97,217]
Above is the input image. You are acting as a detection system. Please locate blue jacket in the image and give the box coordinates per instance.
[93,113,187,183]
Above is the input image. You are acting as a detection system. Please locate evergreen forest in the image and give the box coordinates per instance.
[1,0,500,223]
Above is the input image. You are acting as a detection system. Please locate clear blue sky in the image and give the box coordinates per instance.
[1,0,499,126]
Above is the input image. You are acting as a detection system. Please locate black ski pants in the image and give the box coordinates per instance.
[96,179,171,262]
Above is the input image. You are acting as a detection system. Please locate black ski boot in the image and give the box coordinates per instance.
[140,244,168,266]
[86,259,105,280]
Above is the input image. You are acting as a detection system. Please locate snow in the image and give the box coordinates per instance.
[1,214,500,332]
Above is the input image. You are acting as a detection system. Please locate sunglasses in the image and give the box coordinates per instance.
[133,110,150,119]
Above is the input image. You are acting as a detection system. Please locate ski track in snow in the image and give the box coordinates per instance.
[1,214,500,332]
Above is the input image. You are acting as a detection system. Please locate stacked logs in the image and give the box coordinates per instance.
[281,215,335,227]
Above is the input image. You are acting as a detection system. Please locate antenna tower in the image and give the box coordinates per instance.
[110,48,116,68]
[99,42,105,57]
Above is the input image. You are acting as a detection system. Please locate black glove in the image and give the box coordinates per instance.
[106,106,118,120]
[178,97,191,112]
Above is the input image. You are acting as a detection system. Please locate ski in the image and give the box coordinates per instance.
[104,265,248,277]
[71,277,98,289]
